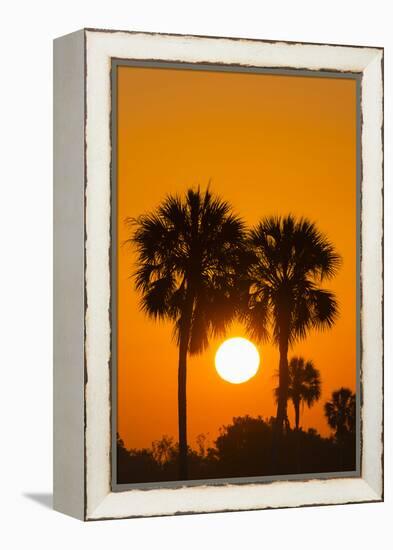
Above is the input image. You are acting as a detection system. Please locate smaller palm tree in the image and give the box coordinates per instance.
[324,387,356,439]
[275,356,321,430]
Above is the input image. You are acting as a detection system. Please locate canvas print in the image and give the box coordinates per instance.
[113,62,359,486]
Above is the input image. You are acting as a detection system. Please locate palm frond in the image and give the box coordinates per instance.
[308,288,339,330]
[127,186,248,356]
[247,214,340,348]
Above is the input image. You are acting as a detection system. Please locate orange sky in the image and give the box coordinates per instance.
[116,65,357,451]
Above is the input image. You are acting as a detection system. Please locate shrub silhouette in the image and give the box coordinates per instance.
[117,415,356,484]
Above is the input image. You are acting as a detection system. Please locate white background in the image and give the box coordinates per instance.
[0,1,391,548]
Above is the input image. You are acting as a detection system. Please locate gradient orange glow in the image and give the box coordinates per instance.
[116,65,357,451]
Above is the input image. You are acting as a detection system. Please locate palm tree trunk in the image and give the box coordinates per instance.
[293,397,301,472]
[271,316,289,473]
[294,399,300,430]
[177,291,194,481]
[276,333,289,434]
[178,333,188,480]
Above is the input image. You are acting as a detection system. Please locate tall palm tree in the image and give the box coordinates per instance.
[129,188,248,480]
[274,356,321,430]
[324,387,356,439]
[246,215,340,434]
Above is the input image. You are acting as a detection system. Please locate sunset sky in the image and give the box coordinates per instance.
[116,64,357,451]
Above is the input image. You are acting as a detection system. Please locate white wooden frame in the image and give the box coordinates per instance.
[53,28,383,521]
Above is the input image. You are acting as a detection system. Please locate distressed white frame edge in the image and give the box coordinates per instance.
[82,30,383,520]
[54,29,86,520]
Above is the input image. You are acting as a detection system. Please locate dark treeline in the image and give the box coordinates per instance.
[118,408,356,484]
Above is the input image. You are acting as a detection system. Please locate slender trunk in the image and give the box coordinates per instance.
[294,399,300,431]
[177,291,193,481]
[271,312,290,472]
[294,400,301,474]
[336,426,346,471]
[178,333,188,480]
[275,333,289,434]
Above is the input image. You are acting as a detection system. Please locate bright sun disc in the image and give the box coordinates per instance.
[215,337,260,384]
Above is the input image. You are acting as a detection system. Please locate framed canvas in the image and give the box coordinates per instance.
[53,28,383,521]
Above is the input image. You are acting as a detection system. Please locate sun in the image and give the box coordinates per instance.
[215,337,260,384]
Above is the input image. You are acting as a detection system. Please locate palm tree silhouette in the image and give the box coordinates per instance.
[275,356,321,430]
[129,188,248,480]
[246,215,340,435]
[324,387,356,439]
